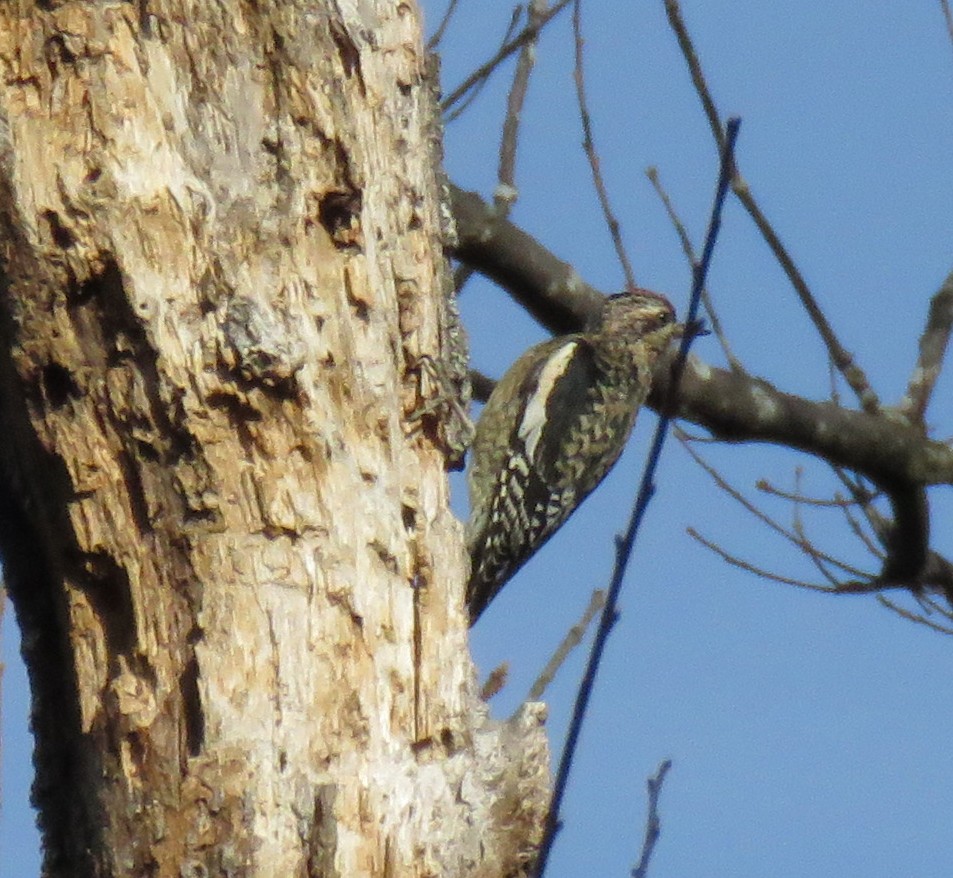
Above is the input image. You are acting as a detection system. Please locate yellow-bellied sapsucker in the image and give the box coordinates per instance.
[465,289,681,623]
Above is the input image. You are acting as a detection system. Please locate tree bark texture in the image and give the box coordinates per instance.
[0,3,548,875]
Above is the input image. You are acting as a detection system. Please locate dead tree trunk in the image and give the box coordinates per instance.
[0,3,548,875]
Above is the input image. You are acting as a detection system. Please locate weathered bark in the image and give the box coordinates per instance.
[0,3,548,876]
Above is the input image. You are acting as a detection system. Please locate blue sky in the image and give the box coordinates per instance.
[4,2,953,875]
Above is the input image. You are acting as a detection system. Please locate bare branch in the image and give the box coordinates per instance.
[480,662,510,701]
[453,2,548,295]
[572,0,637,291]
[833,469,951,601]
[526,589,606,702]
[646,164,742,370]
[790,469,841,587]
[831,462,933,593]
[877,595,953,634]
[898,267,953,422]
[663,0,723,151]
[631,760,673,878]
[830,469,891,562]
[878,484,931,585]
[445,8,523,124]
[663,0,881,415]
[442,0,574,111]
[450,184,604,333]
[498,2,548,209]
[837,492,888,561]
[687,527,847,593]
[653,355,953,485]
[679,433,871,579]
[757,479,869,508]
[426,0,462,50]
[668,361,938,590]
[734,177,882,415]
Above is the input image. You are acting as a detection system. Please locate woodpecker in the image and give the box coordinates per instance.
[465,290,681,624]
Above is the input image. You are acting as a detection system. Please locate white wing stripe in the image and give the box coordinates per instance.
[517,340,578,462]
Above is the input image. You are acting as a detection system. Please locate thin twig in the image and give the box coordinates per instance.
[480,662,509,701]
[790,468,840,587]
[664,0,880,415]
[572,0,637,290]
[757,479,864,508]
[831,468,888,559]
[663,0,723,152]
[680,434,871,578]
[442,0,574,111]
[831,466,933,597]
[940,0,953,57]
[687,527,854,593]
[646,165,742,370]
[898,268,953,422]
[791,466,837,585]
[914,591,953,621]
[830,467,878,506]
[631,759,673,878]
[533,117,741,878]
[527,589,606,702]
[448,0,536,301]
[908,592,953,623]
[498,2,548,212]
[828,356,841,405]
[426,0,462,50]
[445,8,523,123]
[877,594,953,634]
[837,493,888,560]
[455,0,545,298]
[735,180,881,414]
[836,470,893,543]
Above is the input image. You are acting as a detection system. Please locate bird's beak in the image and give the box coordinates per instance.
[681,318,709,341]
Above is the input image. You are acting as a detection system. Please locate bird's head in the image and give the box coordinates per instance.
[594,289,683,357]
